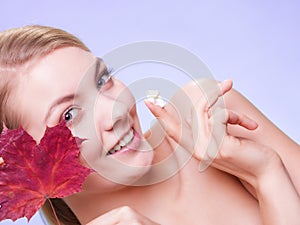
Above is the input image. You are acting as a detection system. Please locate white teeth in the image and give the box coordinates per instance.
[119,139,127,147]
[109,149,117,154]
[114,145,121,151]
[108,129,134,155]
[124,129,133,143]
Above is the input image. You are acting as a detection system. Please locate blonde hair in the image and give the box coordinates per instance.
[0,25,90,225]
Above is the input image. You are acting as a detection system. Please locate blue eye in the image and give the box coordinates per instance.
[97,74,111,89]
[63,108,79,123]
[97,68,113,89]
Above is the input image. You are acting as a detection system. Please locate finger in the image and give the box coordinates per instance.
[210,107,227,145]
[86,207,121,225]
[197,79,220,111]
[145,100,194,152]
[198,107,258,172]
[211,107,258,130]
[191,103,215,165]
[218,79,233,96]
[208,79,232,114]
[197,107,228,171]
[191,99,210,157]
[227,110,258,130]
[205,108,258,159]
[198,108,226,171]
[194,79,232,116]
[144,100,183,146]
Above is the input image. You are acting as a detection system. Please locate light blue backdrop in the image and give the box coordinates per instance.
[1,0,299,224]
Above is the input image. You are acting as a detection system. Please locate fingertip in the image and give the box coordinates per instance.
[249,120,259,130]
[144,99,154,109]
[225,78,233,83]
[223,79,233,89]
[144,99,164,117]
[242,116,259,130]
[218,79,233,94]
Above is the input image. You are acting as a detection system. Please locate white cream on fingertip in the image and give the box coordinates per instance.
[146,90,166,107]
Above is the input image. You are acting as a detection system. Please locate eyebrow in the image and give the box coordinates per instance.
[94,57,101,84]
[43,58,102,123]
[43,94,75,123]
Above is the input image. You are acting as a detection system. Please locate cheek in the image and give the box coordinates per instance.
[112,79,136,106]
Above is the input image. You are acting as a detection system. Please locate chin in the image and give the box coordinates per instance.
[99,144,154,186]
[82,138,154,187]
[82,157,153,192]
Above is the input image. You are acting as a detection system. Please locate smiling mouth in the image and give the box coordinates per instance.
[106,129,134,155]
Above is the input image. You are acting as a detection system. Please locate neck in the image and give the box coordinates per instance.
[65,167,181,224]
[65,122,195,223]
[65,124,185,224]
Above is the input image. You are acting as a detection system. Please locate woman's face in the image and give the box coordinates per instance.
[16,47,154,192]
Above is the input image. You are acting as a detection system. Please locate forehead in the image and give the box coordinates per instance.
[24,47,96,101]
[28,47,95,85]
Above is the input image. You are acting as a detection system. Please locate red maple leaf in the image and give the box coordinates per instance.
[0,122,92,222]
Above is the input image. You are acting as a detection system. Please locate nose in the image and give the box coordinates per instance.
[94,93,130,132]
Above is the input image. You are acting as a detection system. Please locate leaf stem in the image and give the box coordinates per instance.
[47,198,61,225]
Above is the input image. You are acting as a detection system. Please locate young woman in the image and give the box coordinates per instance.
[0,25,299,225]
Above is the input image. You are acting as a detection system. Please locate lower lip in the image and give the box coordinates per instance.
[111,129,141,155]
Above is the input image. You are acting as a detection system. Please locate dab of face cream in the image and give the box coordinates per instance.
[146,90,166,107]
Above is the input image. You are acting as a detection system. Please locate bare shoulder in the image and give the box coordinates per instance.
[224,88,299,149]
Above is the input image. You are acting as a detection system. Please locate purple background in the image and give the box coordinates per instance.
[1,0,299,224]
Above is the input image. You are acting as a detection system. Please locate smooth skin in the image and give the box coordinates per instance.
[145,79,300,225]
[15,47,300,224]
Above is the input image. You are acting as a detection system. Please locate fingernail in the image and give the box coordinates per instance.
[144,100,155,110]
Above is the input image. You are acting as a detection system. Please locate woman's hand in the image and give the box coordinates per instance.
[144,79,277,186]
[145,78,300,225]
[86,206,160,225]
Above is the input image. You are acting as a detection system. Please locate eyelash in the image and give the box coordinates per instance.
[97,67,114,90]
[62,107,80,125]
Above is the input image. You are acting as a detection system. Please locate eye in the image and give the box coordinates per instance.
[62,108,79,124]
[97,68,113,89]
[97,74,111,89]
